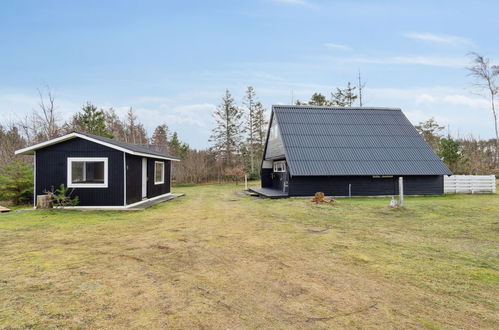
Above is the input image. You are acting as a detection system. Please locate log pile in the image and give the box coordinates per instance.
[311,192,335,204]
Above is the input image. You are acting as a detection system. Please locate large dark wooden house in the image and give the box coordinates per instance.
[252,105,451,198]
[15,132,179,208]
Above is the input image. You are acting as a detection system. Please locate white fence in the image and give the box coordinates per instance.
[444,175,496,194]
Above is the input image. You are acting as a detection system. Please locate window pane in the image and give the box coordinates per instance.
[155,162,164,183]
[85,162,104,183]
[71,161,104,184]
[71,162,85,183]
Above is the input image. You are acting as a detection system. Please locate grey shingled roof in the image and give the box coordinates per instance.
[77,132,179,160]
[271,105,451,176]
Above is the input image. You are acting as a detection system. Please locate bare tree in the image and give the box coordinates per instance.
[36,87,60,139]
[357,69,366,107]
[467,52,499,164]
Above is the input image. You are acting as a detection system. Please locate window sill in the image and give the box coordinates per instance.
[67,184,108,188]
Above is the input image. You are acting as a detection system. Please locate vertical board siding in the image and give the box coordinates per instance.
[126,154,143,204]
[36,138,124,206]
[444,175,496,194]
[287,175,443,196]
[261,168,273,188]
[272,172,288,192]
[147,158,171,198]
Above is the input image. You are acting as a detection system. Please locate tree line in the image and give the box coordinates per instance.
[415,118,498,175]
[0,86,270,204]
[1,53,497,205]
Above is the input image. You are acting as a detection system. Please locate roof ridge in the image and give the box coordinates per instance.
[272,105,401,111]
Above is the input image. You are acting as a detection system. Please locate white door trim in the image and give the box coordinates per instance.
[142,158,147,199]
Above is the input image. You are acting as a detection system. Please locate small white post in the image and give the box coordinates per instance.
[399,176,404,207]
[348,184,352,197]
[245,174,248,190]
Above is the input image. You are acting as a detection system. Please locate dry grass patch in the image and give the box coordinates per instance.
[0,183,498,329]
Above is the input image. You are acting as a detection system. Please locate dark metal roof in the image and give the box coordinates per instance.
[271,105,451,176]
[77,132,179,160]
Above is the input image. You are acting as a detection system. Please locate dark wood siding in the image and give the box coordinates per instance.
[288,175,443,196]
[272,171,288,192]
[125,154,142,204]
[35,138,124,206]
[261,168,273,188]
[147,158,171,198]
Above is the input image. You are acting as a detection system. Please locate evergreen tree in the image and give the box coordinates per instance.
[331,82,357,106]
[415,118,445,153]
[253,101,268,165]
[309,93,331,106]
[210,89,243,167]
[0,161,33,205]
[438,137,464,173]
[151,124,169,153]
[169,131,189,158]
[72,103,111,137]
[243,86,258,174]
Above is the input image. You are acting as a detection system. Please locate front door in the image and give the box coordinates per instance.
[141,158,147,199]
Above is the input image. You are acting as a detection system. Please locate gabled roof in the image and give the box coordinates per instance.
[15,132,180,161]
[265,105,451,176]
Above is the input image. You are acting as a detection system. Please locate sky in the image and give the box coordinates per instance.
[0,0,497,149]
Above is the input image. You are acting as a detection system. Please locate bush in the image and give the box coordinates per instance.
[0,161,34,205]
[247,171,260,181]
[46,184,79,208]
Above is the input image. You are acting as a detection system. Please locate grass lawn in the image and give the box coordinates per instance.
[0,183,498,329]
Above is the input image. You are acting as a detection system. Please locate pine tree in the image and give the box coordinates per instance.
[210,89,243,167]
[415,118,445,153]
[253,101,268,164]
[151,124,169,153]
[169,131,189,158]
[309,93,331,106]
[438,137,464,173]
[343,82,358,106]
[72,103,111,137]
[331,82,357,107]
[0,161,33,205]
[243,86,258,174]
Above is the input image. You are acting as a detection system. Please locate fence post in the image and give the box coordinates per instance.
[245,174,248,190]
[399,177,404,207]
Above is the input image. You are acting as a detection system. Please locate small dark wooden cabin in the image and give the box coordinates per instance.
[254,105,451,197]
[15,132,179,208]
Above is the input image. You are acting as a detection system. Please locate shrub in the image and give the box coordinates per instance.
[46,184,79,208]
[247,171,260,181]
[0,161,33,205]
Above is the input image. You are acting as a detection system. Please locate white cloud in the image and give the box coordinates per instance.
[403,32,473,46]
[323,42,351,51]
[365,86,492,138]
[331,55,468,68]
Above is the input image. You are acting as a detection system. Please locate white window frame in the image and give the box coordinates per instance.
[154,161,165,185]
[67,157,108,188]
[273,160,286,172]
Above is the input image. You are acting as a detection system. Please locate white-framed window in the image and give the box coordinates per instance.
[67,157,108,188]
[154,161,165,185]
[273,160,286,172]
